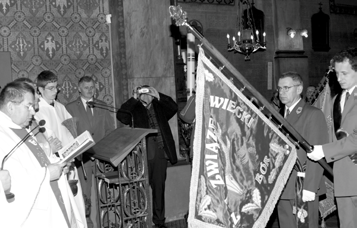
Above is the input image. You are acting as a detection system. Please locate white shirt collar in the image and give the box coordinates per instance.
[345,86,356,95]
[286,98,301,113]
[80,97,92,109]
[39,97,55,107]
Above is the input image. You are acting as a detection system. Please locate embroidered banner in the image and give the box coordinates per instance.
[188,48,297,228]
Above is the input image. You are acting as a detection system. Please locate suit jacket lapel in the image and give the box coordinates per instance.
[77,97,93,129]
[77,97,86,117]
[92,99,99,118]
[342,88,357,123]
[286,99,305,123]
[91,99,101,128]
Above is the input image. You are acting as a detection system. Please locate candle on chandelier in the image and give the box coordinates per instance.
[233,36,236,44]
[238,31,241,41]
[177,42,181,58]
[227,34,230,44]
[263,32,266,42]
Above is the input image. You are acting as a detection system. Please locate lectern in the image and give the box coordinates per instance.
[92,127,157,228]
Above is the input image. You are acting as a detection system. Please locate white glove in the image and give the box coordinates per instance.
[307,145,325,161]
[302,189,316,202]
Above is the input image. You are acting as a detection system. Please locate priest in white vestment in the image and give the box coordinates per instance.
[0,81,72,228]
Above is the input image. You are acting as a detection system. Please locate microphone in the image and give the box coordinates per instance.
[87,101,117,112]
[87,101,135,128]
[1,119,46,201]
[1,119,46,169]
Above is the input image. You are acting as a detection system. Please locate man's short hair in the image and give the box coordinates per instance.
[0,81,35,108]
[78,76,94,86]
[14,77,34,84]
[280,71,304,88]
[331,47,357,72]
[36,70,58,88]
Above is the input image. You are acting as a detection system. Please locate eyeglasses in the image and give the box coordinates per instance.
[45,86,59,91]
[277,84,301,93]
[23,103,35,112]
[11,101,35,112]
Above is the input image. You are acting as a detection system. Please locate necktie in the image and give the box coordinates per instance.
[86,103,92,117]
[342,91,357,165]
[344,92,350,108]
[85,103,93,125]
[285,109,290,118]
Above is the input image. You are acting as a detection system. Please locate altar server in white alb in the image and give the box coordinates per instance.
[35,70,75,147]
[0,80,71,227]
[34,70,87,227]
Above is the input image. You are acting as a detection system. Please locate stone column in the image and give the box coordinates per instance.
[273,0,309,91]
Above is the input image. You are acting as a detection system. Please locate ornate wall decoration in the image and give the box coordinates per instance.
[0,0,113,105]
[177,0,235,5]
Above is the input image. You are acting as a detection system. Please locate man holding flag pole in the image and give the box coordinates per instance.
[276,71,329,228]
[169,5,334,228]
[306,65,336,226]
[308,48,357,228]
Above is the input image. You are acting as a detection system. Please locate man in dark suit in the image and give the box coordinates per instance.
[277,71,329,228]
[66,76,115,227]
[116,85,178,228]
[308,48,357,228]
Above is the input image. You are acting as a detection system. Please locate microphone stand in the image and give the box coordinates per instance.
[2,120,46,201]
[87,101,117,112]
[87,101,135,128]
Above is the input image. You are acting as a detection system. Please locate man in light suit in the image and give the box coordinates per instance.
[308,48,357,228]
[277,71,329,228]
[66,76,115,227]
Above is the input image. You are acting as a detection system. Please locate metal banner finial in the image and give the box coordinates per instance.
[169,5,188,27]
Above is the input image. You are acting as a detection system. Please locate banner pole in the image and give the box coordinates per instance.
[169,5,333,176]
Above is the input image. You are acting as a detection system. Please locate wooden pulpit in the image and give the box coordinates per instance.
[92,126,157,228]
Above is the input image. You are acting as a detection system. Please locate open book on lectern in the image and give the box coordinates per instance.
[56,130,95,164]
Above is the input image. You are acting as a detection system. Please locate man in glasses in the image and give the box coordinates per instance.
[34,70,87,227]
[13,77,62,158]
[0,81,70,227]
[276,71,329,228]
[35,70,74,147]
[308,48,357,228]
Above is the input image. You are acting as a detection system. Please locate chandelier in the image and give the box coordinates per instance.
[227,0,266,61]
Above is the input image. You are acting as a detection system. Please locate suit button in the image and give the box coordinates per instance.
[331,157,335,160]
[92,133,94,136]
